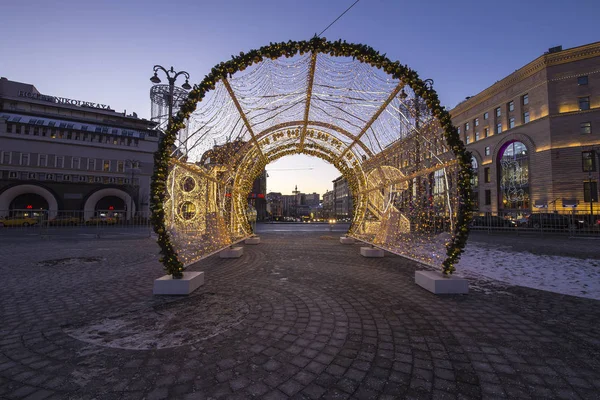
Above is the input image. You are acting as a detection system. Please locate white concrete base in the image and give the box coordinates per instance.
[415,271,469,294]
[220,246,244,258]
[245,237,261,245]
[360,247,384,257]
[153,271,205,295]
[340,237,355,244]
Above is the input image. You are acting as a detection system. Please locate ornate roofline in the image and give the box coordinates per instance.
[450,41,600,116]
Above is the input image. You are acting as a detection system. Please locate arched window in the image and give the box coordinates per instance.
[499,141,529,209]
[471,157,479,209]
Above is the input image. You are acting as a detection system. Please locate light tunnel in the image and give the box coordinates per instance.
[151,38,473,277]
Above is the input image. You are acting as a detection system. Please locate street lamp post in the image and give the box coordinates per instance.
[150,66,192,128]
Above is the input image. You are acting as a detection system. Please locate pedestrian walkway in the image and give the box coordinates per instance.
[0,232,599,399]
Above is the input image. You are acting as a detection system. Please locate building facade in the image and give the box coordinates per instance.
[322,190,334,218]
[333,176,353,219]
[451,42,600,218]
[266,192,283,220]
[0,77,159,221]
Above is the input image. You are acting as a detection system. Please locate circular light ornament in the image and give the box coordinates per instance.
[180,176,196,192]
[179,202,197,220]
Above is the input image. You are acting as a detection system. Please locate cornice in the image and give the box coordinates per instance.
[450,41,600,117]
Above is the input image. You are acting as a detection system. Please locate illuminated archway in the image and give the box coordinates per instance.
[0,184,58,218]
[151,38,473,277]
[84,188,134,220]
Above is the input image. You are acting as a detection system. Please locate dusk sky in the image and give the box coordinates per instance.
[2,0,599,196]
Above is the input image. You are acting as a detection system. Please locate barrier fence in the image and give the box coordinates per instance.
[470,210,600,236]
[0,209,154,235]
[1,209,599,237]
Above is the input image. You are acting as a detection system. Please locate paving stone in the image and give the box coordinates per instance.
[0,233,598,400]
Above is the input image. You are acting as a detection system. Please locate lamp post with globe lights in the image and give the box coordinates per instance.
[150,66,192,130]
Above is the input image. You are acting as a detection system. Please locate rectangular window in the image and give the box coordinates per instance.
[87,158,96,171]
[578,76,588,85]
[580,122,592,134]
[9,171,18,179]
[508,101,514,112]
[483,112,489,120]
[474,118,479,127]
[63,174,71,182]
[103,160,111,172]
[55,156,64,168]
[484,127,489,137]
[579,97,590,111]
[72,157,81,169]
[465,122,469,131]
[465,135,470,144]
[79,175,87,182]
[496,107,501,117]
[457,127,461,134]
[94,176,102,183]
[20,153,30,166]
[484,167,490,183]
[46,174,54,181]
[2,151,12,164]
[523,94,529,105]
[39,154,47,167]
[117,161,125,173]
[485,190,491,205]
[485,146,490,156]
[475,131,479,141]
[496,123,502,134]
[509,117,515,129]
[523,111,530,123]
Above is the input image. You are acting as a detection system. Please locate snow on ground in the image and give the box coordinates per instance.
[455,242,600,300]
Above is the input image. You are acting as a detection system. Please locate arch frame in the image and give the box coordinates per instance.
[151,37,474,277]
[0,184,59,218]
[493,136,534,212]
[83,188,135,220]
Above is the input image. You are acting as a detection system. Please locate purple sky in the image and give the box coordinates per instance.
[2,0,599,195]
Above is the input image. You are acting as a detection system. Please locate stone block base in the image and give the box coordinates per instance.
[153,271,204,295]
[245,237,261,245]
[360,247,384,257]
[220,246,244,258]
[415,271,469,294]
[340,237,355,244]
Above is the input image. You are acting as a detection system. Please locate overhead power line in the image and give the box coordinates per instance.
[317,0,360,38]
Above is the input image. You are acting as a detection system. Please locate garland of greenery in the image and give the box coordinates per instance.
[150,36,473,278]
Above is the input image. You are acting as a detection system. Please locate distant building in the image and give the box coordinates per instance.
[304,192,320,207]
[451,41,600,218]
[0,77,159,221]
[266,192,283,220]
[333,176,353,219]
[322,190,334,218]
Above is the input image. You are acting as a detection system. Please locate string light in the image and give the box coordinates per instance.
[151,37,473,278]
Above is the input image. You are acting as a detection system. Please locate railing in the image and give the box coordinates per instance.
[0,209,154,237]
[470,210,600,236]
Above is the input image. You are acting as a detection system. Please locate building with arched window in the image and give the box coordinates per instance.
[451,41,600,219]
[0,78,159,221]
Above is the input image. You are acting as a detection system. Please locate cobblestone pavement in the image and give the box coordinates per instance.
[1,232,599,400]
